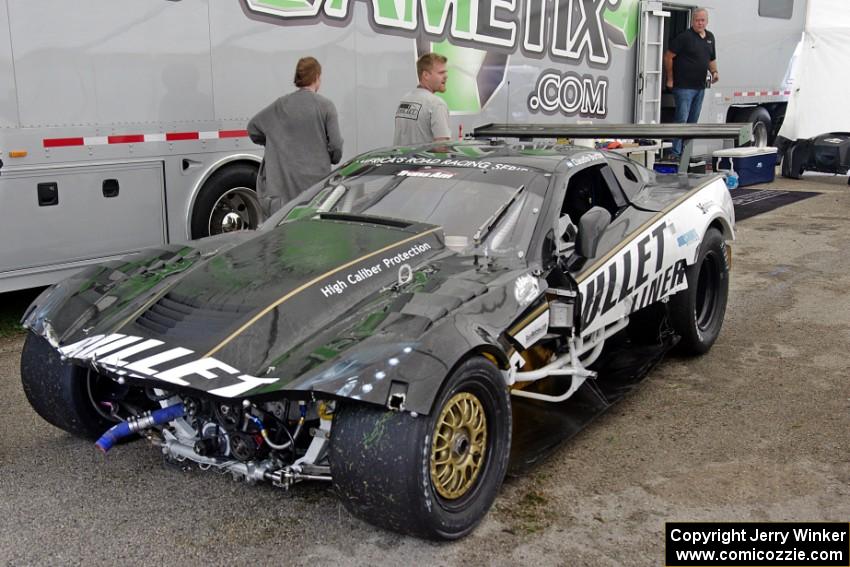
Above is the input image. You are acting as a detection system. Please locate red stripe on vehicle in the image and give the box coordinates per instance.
[219,129,248,138]
[43,137,85,148]
[108,134,145,144]
[733,91,743,96]
[166,132,199,141]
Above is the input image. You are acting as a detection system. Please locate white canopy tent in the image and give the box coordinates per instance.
[778,0,850,140]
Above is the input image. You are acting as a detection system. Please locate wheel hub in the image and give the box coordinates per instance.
[430,392,487,500]
[208,187,261,235]
[221,212,245,232]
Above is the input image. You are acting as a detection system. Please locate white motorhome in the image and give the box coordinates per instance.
[0,0,805,292]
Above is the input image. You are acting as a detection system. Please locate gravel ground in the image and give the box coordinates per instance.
[1,174,848,566]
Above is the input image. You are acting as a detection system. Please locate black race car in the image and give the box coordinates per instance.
[21,140,734,539]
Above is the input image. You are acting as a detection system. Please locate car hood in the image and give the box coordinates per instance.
[26,216,457,398]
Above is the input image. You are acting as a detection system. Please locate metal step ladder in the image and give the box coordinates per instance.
[634,1,670,125]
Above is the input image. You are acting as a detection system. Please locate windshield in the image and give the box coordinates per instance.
[295,163,548,254]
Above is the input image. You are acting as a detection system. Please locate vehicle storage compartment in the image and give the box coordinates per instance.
[0,161,167,278]
[712,147,778,187]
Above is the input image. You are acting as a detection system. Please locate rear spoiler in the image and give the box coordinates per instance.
[472,123,754,173]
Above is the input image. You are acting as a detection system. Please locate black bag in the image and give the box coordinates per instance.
[781,132,850,179]
[810,133,850,174]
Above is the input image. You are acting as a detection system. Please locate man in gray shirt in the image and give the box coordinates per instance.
[393,53,452,146]
[248,57,343,217]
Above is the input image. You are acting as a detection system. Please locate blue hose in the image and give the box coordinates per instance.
[95,403,185,454]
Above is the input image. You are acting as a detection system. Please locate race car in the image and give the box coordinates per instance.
[20,138,734,540]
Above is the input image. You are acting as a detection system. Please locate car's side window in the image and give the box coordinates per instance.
[560,164,621,226]
[606,158,647,200]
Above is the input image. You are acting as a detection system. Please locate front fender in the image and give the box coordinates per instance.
[292,313,508,416]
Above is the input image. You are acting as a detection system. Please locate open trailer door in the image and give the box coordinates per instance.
[633,1,670,124]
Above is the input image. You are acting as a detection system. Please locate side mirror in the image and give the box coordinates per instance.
[564,207,612,271]
[556,215,577,255]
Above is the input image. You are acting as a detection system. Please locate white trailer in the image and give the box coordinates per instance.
[0,0,805,292]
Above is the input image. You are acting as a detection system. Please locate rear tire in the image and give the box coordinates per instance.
[190,164,261,239]
[20,333,116,440]
[329,357,511,539]
[668,228,729,355]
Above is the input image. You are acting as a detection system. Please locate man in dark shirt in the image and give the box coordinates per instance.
[664,8,719,158]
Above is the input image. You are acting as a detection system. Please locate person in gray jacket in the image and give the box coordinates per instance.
[393,53,451,146]
[248,57,343,216]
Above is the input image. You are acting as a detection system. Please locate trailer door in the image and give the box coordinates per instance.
[633,1,670,124]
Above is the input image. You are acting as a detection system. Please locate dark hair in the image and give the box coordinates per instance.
[294,57,321,87]
[416,53,447,79]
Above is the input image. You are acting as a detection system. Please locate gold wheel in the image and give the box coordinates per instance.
[430,392,487,500]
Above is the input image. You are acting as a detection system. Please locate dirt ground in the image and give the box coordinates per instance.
[1,174,848,566]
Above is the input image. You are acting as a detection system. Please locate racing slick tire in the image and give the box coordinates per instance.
[20,332,116,440]
[669,228,729,355]
[329,357,512,540]
[190,163,262,239]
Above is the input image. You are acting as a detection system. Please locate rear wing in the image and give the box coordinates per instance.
[472,123,754,172]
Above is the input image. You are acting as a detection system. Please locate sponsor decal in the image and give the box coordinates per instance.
[58,334,278,398]
[244,0,638,117]
[397,169,455,179]
[319,241,433,298]
[528,69,608,118]
[579,221,689,332]
[359,156,529,171]
[564,152,605,167]
[512,309,549,348]
[676,229,698,247]
[245,0,618,59]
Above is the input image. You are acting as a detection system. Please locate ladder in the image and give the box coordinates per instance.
[633,1,670,125]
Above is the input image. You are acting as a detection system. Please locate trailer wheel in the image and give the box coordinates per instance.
[190,163,262,239]
[20,332,119,440]
[329,357,511,539]
[731,107,772,148]
[668,228,729,355]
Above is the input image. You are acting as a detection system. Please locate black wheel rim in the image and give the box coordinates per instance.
[694,250,721,331]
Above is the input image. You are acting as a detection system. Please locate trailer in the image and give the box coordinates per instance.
[0,0,805,292]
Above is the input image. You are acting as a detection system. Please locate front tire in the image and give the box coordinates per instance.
[329,357,511,539]
[20,332,117,439]
[669,228,729,355]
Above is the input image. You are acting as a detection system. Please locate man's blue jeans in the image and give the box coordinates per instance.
[671,87,706,157]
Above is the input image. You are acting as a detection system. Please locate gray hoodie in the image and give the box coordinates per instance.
[248,89,343,216]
